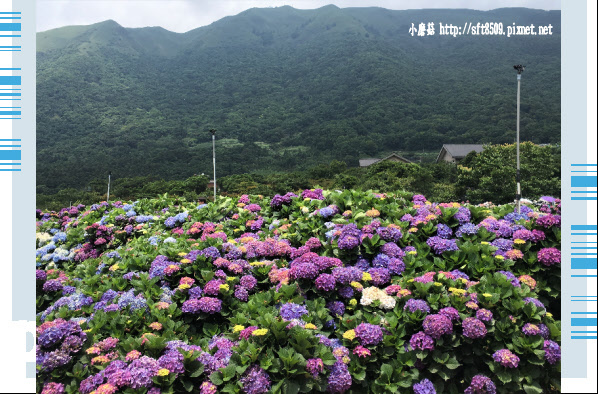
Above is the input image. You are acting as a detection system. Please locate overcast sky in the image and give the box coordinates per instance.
[37,0,561,33]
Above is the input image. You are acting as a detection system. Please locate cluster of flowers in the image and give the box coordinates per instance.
[35,189,561,393]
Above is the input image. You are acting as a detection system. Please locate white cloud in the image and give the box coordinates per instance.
[36,0,561,33]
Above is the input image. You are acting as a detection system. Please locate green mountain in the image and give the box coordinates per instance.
[36,6,561,193]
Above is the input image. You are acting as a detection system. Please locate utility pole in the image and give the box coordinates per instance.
[107,171,112,203]
[513,65,525,214]
[209,129,217,201]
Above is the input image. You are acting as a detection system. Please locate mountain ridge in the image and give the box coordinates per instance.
[36,6,561,193]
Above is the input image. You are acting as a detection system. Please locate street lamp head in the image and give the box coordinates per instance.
[209,129,217,136]
[513,65,525,74]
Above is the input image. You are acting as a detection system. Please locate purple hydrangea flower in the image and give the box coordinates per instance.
[306,358,324,377]
[240,275,258,290]
[456,223,478,237]
[423,314,453,339]
[464,375,496,394]
[279,303,309,320]
[43,279,64,292]
[409,331,435,351]
[36,269,47,281]
[181,297,222,314]
[497,271,521,287]
[354,323,384,346]
[436,224,453,239]
[413,378,436,394]
[327,361,352,393]
[454,207,471,224]
[427,236,459,254]
[522,323,541,336]
[368,267,390,286]
[326,301,345,317]
[234,286,249,302]
[492,349,520,368]
[524,297,545,310]
[439,307,460,321]
[240,365,271,394]
[404,299,431,314]
[462,317,487,339]
[338,286,354,299]
[315,273,336,292]
[476,309,493,322]
[537,248,561,266]
[491,238,514,251]
[544,340,561,364]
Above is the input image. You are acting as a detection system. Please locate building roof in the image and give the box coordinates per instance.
[359,158,380,167]
[436,144,484,162]
[359,152,413,167]
[378,152,412,163]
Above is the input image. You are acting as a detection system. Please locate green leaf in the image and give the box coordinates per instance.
[283,380,300,394]
[210,371,224,386]
[523,382,543,394]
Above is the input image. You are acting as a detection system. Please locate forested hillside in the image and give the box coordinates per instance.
[37,6,560,193]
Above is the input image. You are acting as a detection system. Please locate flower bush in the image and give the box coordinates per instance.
[36,190,561,393]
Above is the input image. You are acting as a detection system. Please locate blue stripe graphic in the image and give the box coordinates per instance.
[0,23,20,31]
[572,176,598,187]
[0,150,20,160]
[0,76,20,85]
[572,318,598,326]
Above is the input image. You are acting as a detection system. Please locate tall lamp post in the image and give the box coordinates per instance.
[209,129,217,201]
[513,65,525,214]
[107,171,112,203]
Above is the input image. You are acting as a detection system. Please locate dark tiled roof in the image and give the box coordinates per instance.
[442,144,484,158]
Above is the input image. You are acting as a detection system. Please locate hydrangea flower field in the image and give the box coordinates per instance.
[36,190,561,394]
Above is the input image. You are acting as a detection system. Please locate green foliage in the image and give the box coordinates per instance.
[36,7,560,193]
[456,143,561,204]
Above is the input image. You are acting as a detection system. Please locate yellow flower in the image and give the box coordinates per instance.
[483,293,493,298]
[233,325,245,333]
[84,329,92,333]
[226,276,236,282]
[178,252,187,256]
[252,329,268,336]
[91,356,110,365]
[86,346,101,355]
[343,329,356,340]
[408,228,418,233]
[304,323,317,330]
[458,278,468,283]
[514,239,526,244]
[546,312,553,318]
[433,282,443,287]
[156,368,170,376]
[350,281,363,290]
[481,242,490,245]
[219,284,230,291]
[180,258,191,264]
[449,288,467,296]
[495,255,505,260]
[349,299,358,306]
[109,264,119,271]
[365,208,380,218]
[407,279,415,283]
[178,284,191,290]
[408,251,417,255]
[362,272,372,281]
